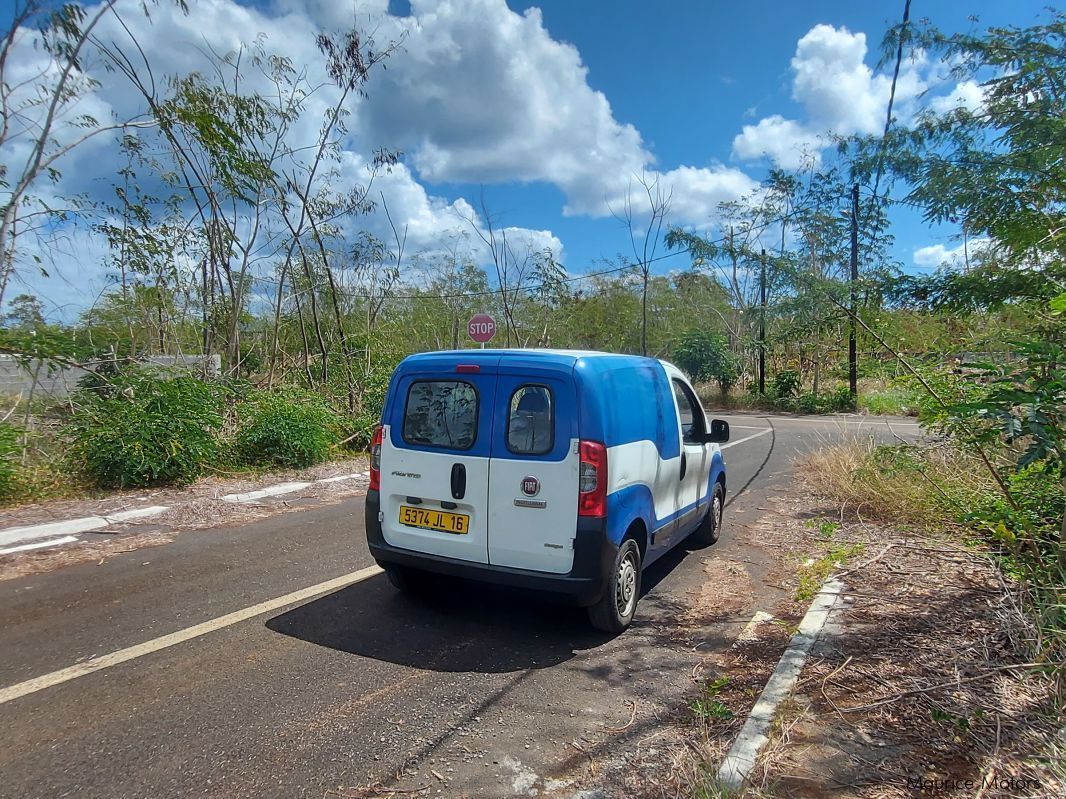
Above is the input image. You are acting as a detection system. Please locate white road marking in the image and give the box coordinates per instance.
[734,610,774,643]
[221,482,312,503]
[0,565,383,707]
[772,416,920,427]
[0,506,169,548]
[720,427,773,450]
[0,535,80,555]
[717,579,845,789]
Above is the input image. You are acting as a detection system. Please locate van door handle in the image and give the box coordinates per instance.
[680,452,687,480]
[451,463,466,500]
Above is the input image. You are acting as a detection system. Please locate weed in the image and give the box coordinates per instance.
[795,542,865,602]
[690,676,734,723]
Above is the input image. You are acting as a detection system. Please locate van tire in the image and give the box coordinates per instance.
[588,539,642,633]
[384,565,422,593]
[690,481,724,548]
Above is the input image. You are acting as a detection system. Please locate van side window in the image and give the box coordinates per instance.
[403,380,478,450]
[507,385,554,455]
[671,379,706,444]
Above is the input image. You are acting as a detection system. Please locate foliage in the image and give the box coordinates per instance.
[66,370,225,487]
[858,381,920,416]
[0,421,19,500]
[234,387,343,468]
[672,330,741,394]
[689,677,733,723]
[772,370,800,398]
[796,542,865,601]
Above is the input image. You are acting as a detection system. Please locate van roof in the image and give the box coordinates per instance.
[397,348,663,369]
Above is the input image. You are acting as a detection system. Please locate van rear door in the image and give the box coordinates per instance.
[379,364,497,564]
[487,370,580,574]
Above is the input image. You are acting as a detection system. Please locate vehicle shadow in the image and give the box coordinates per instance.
[266,545,698,674]
[265,570,616,673]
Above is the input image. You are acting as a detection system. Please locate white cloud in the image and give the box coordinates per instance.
[732,23,931,168]
[351,0,754,223]
[732,115,824,170]
[928,79,985,114]
[359,0,649,212]
[3,0,591,318]
[913,238,990,269]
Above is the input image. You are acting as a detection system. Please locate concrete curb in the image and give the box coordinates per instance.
[221,472,370,503]
[717,578,845,789]
[0,506,170,548]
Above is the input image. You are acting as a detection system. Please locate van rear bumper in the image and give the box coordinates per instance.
[364,490,613,606]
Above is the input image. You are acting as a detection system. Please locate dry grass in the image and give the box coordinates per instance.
[800,438,998,528]
[744,516,1063,799]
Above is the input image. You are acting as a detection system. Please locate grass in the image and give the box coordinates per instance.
[801,438,996,527]
[697,377,920,417]
[802,438,1065,678]
[795,542,865,602]
[857,380,921,416]
[690,676,734,723]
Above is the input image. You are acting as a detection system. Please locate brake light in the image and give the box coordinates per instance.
[369,425,383,491]
[456,364,480,373]
[578,440,607,518]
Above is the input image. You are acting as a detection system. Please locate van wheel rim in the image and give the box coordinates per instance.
[713,494,722,529]
[616,551,638,618]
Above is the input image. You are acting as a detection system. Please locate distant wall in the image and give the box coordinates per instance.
[0,355,222,399]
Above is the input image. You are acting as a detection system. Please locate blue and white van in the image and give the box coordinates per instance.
[365,350,729,631]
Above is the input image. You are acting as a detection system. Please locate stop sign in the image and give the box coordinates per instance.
[467,313,497,344]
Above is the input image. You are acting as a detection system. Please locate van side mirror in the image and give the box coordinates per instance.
[705,419,729,444]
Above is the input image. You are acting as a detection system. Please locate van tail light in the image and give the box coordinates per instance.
[369,425,383,491]
[578,440,607,518]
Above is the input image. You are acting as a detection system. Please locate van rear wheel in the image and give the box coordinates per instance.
[588,539,642,633]
[384,565,423,593]
[690,482,724,548]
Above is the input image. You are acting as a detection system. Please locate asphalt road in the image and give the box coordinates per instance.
[0,414,919,799]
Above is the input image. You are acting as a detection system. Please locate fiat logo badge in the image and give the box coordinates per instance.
[521,476,540,496]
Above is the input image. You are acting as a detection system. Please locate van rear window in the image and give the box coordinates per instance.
[402,380,478,450]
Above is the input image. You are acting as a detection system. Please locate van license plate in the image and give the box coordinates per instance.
[399,505,470,534]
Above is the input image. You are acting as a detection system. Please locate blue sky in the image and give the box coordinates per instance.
[427,0,1052,275]
[1,0,1056,318]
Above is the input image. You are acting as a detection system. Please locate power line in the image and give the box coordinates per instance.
[249,208,804,304]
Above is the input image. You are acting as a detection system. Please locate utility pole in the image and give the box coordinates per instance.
[759,248,767,395]
[849,184,859,400]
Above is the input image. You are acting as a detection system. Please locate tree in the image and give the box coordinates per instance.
[0,0,187,307]
[2,293,44,330]
[672,330,740,396]
[613,170,672,356]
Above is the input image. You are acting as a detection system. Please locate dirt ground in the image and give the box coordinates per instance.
[0,455,370,580]
[540,487,1063,799]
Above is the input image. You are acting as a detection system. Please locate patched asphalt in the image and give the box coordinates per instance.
[0,414,918,799]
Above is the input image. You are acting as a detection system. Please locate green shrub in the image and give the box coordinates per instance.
[772,370,800,398]
[824,385,856,412]
[859,383,921,416]
[67,370,225,487]
[0,421,19,500]
[234,387,342,468]
[966,463,1065,575]
[672,331,741,394]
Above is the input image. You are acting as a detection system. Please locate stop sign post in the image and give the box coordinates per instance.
[467,314,496,347]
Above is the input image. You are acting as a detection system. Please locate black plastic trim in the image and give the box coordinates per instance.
[365,490,613,606]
